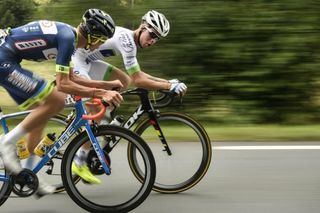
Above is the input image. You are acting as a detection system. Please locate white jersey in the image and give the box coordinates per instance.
[72,26,141,80]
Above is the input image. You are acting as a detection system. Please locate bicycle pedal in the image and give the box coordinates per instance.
[45,169,52,175]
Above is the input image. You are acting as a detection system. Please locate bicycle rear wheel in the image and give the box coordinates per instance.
[128,112,212,193]
[6,114,80,193]
[0,157,11,206]
[61,125,156,212]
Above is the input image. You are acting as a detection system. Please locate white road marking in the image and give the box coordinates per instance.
[213,145,320,150]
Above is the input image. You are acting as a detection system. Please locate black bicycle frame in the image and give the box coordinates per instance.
[107,88,172,155]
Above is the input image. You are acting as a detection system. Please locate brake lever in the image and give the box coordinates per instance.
[112,87,121,92]
[178,93,183,105]
[101,99,110,107]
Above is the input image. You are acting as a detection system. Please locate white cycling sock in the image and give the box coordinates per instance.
[2,124,27,145]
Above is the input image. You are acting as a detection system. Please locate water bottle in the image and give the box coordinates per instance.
[110,115,124,126]
[16,137,30,159]
[34,133,56,157]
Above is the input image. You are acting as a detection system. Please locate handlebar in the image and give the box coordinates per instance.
[82,98,108,120]
[154,90,177,108]
[121,88,181,108]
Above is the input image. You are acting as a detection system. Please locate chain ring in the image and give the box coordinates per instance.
[11,169,39,197]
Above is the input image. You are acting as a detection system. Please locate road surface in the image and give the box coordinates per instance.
[2,142,320,213]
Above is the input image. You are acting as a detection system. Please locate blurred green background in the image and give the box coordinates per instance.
[1,0,320,141]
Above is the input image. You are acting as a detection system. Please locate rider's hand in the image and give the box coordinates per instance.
[109,80,123,91]
[169,81,187,95]
[102,90,123,107]
[168,79,180,84]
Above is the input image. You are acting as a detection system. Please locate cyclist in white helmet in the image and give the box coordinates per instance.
[72,10,186,94]
[71,10,187,183]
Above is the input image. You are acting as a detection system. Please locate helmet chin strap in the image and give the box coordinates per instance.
[85,34,92,50]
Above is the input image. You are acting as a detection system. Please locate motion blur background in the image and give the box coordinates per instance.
[1,0,320,140]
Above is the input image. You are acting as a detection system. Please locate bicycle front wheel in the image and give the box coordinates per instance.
[61,125,156,213]
[128,112,212,193]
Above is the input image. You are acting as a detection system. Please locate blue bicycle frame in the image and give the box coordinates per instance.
[0,98,110,182]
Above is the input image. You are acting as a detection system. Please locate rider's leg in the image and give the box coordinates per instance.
[0,62,57,174]
[20,87,66,134]
[23,88,66,197]
[21,124,47,169]
[26,124,46,154]
[0,87,65,174]
[0,63,65,197]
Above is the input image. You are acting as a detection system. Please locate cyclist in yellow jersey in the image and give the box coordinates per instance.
[0,9,123,197]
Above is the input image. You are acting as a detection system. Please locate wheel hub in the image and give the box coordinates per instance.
[87,149,111,175]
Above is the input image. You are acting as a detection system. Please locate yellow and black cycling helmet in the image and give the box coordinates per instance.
[82,8,115,38]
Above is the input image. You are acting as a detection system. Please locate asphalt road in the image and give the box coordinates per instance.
[2,142,320,213]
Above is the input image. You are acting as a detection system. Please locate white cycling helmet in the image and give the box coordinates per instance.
[142,10,170,38]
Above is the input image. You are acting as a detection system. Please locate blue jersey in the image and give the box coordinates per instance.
[1,20,76,73]
[0,20,77,110]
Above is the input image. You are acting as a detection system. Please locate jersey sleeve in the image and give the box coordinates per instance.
[116,31,141,76]
[71,48,92,79]
[55,27,76,74]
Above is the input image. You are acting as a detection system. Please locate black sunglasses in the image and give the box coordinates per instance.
[145,27,160,41]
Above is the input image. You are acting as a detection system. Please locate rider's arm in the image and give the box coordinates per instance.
[55,27,120,99]
[140,72,169,83]
[55,72,94,97]
[130,71,171,90]
[56,72,122,100]
[69,69,122,90]
[117,36,170,89]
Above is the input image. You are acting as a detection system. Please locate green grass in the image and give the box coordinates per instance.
[1,61,319,142]
[2,119,320,142]
[204,125,320,141]
[138,124,320,142]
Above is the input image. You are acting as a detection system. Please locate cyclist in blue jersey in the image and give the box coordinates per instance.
[0,8,123,197]
[71,10,187,184]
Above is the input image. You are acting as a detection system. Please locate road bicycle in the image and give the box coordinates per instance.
[39,88,211,194]
[0,96,156,212]
[117,88,212,193]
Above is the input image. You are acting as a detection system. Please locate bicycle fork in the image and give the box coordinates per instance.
[85,123,111,175]
[148,111,172,156]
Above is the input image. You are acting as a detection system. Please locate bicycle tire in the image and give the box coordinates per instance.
[128,112,212,193]
[61,125,156,213]
[5,113,81,193]
[0,162,11,206]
